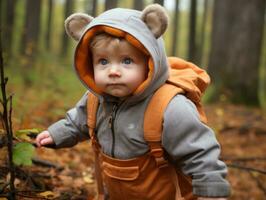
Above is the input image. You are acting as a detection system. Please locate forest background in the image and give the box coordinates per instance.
[0,0,266,199]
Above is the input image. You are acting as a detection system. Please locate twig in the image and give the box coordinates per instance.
[222,156,266,162]
[0,23,16,199]
[7,94,13,102]
[32,157,64,170]
[227,163,266,175]
[248,171,266,195]
[15,192,49,200]
[8,94,16,189]
[0,181,10,193]
[0,112,5,130]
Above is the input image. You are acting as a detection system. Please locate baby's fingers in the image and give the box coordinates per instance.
[36,131,51,147]
[40,137,54,146]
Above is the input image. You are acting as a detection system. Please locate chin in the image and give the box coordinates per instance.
[108,91,129,98]
[110,92,130,98]
[112,94,126,98]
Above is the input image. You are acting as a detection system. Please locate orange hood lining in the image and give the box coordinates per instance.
[75,25,154,95]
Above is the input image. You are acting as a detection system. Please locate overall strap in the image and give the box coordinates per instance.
[87,93,104,200]
[143,83,184,167]
[144,83,185,199]
[87,92,99,139]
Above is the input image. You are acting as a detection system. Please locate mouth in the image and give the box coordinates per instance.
[107,83,125,87]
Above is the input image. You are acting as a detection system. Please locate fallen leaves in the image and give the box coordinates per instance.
[38,190,59,199]
[13,142,35,166]
[1,99,266,199]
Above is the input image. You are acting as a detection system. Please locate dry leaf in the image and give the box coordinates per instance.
[83,174,94,184]
[215,108,224,117]
[39,191,58,199]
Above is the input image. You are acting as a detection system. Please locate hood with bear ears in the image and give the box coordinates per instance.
[65,4,170,103]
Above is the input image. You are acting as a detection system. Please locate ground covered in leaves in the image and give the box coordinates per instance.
[1,103,266,200]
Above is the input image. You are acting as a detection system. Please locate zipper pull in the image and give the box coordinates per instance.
[112,103,118,113]
[108,115,113,128]
[108,104,118,128]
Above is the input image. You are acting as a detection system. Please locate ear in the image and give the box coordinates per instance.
[65,13,94,41]
[141,4,169,39]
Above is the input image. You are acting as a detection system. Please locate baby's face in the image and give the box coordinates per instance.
[92,40,147,98]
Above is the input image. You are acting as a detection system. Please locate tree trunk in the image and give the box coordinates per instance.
[187,0,197,63]
[171,0,179,56]
[3,0,17,55]
[84,0,98,16]
[198,0,209,66]
[208,0,266,105]
[46,0,53,50]
[92,0,98,16]
[20,0,42,56]
[0,0,5,40]
[105,0,117,11]
[153,0,164,6]
[61,0,74,56]
[133,0,143,10]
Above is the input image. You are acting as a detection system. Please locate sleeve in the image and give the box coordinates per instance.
[162,94,230,197]
[47,91,90,148]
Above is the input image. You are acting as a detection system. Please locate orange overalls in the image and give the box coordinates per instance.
[87,83,201,200]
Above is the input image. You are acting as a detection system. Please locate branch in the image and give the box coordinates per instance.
[249,171,266,195]
[7,93,14,102]
[15,192,49,200]
[0,24,16,199]
[0,181,10,194]
[227,163,266,175]
[0,112,5,129]
[222,156,266,162]
[7,95,16,194]
[32,157,64,170]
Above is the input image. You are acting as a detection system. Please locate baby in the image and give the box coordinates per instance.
[36,4,230,200]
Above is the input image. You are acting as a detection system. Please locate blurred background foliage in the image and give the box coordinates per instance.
[0,0,266,127]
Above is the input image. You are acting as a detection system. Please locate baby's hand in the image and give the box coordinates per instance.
[198,198,227,200]
[36,130,55,147]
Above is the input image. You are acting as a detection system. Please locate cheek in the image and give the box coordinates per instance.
[137,66,148,82]
[93,70,104,86]
[129,68,147,87]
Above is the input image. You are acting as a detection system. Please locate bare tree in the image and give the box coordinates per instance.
[84,0,98,16]
[133,0,143,10]
[20,0,42,56]
[198,0,209,66]
[187,0,197,63]
[3,0,17,55]
[0,17,16,200]
[61,0,74,56]
[46,0,53,50]
[154,0,164,6]
[171,0,179,56]
[91,0,98,16]
[105,0,118,11]
[208,0,266,104]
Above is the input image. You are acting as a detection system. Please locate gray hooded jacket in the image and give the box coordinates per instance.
[48,6,230,197]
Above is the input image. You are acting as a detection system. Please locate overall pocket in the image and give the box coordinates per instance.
[102,161,140,181]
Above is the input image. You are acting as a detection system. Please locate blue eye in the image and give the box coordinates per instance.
[123,58,132,65]
[99,59,108,65]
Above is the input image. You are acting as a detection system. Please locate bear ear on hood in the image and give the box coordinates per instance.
[141,4,169,39]
[65,13,94,41]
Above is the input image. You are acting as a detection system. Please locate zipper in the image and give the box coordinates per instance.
[108,103,120,157]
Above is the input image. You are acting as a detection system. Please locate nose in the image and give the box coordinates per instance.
[108,65,121,78]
